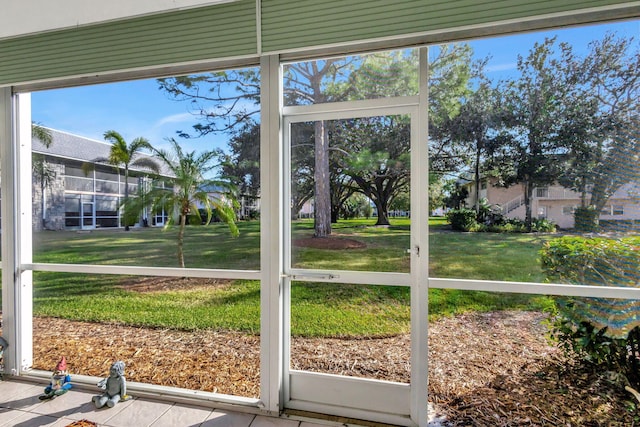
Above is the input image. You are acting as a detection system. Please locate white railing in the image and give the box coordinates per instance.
[535,187,582,200]
[501,188,583,215]
[501,195,524,214]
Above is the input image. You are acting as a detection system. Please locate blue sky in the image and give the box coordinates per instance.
[32,78,217,154]
[31,20,639,155]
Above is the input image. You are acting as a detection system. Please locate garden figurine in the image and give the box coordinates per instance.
[39,356,72,400]
[92,360,131,408]
[0,336,7,360]
[0,336,7,379]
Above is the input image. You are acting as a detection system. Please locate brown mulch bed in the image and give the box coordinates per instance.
[428,312,639,426]
[18,310,637,425]
[2,236,638,426]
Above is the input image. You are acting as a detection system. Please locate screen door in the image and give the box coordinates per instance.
[282,104,426,425]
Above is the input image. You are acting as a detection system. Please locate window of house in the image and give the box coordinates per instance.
[536,187,549,198]
[562,205,575,215]
[537,206,548,218]
[613,205,624,215]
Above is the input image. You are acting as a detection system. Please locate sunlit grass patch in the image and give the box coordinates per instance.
[24,219,557,337]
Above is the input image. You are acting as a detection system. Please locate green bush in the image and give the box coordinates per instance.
[541,236,640,386]
[446,208,478,231]
[446,208,556,233]
[553,317,640,386]
[476,198,505,225]
[198,208,222,224]
[531,218,556,232]
[541,236,640,287]
[489,222,520,233]
[484,218,556,233]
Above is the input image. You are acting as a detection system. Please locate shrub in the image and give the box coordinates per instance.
[541,236,640,386]
[446,207,556,233]
[341,199,360,220]
[198,208,222,224]
[553,318,640,386]
[531,218,556,232]
[476,198,505,225]
[505,218,528,232]
[446,208,478,231]
[541,236,640,287]
[245,208,260,220]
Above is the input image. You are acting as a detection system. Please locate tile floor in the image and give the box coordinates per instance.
[0,379,328,427]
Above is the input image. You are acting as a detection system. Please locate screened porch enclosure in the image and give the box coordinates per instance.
[1,2,640,427]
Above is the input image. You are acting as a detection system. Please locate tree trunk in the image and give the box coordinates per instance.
[524,181,533,232]
[314,120,331,237]
[41,182,47,229]
[374,198,390,226]
[474,148,481,215]
[177,214,186,268]
[123,167,130,231]
[580,175,588,208]
[331,206,339,223]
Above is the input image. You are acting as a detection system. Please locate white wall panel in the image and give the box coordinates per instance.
[0,0,238,39]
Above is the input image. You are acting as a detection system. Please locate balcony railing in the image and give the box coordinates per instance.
[535,188,582,200]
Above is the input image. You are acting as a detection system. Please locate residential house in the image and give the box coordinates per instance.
[464,177,640,229]
[31,128,171,231]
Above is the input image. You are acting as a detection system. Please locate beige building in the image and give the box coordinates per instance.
[464,178,640,229]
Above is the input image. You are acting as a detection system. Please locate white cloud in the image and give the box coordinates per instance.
[486,62,517,73]
[153,112,194,128]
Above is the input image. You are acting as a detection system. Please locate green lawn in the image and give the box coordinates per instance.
[14,218,557,337]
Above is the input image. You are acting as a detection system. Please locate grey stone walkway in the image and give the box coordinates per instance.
[0,379,324,427]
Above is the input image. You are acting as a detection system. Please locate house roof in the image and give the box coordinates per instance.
[32,127,172,176]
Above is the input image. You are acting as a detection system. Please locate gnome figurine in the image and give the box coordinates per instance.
[39,356,72,400]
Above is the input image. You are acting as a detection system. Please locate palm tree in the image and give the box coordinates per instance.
[32,122,53,147]
[32,123,55,228]
[99,130,160,230]
[127,138,239,268]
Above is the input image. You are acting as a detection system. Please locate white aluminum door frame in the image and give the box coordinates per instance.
[281,92,428,426]
[1,90,34,376]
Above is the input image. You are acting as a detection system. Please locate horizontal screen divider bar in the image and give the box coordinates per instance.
[430,277,640,300]
[286,269,410,286]
[13,54,260,93]
[24,263,260,281]
[282,96,420,118]
[286,271,640,299]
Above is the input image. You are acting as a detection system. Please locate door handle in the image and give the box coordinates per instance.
[284,273,339,280]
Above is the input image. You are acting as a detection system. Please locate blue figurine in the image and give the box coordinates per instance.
[39,356,72,400]
[0,336,7,379]
[0,336,7,360]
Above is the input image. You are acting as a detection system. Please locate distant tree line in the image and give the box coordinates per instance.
[157,31,640,234]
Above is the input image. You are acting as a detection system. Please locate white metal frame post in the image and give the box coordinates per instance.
[410,47,430,427]
[0,86,12,375]
[260,54,284,415]
[1,91,33,376]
